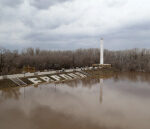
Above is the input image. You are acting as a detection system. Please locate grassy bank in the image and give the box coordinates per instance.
[86,67,117,78]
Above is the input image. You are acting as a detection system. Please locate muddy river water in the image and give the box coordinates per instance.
[0,72,150,129]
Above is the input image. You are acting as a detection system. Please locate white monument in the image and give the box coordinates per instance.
[92,38,111,68]
[100,38,104,65]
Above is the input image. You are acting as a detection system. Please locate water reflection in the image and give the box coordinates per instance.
[0,88,21,101]
[113,72,150,84]
[0,72,150,129]
[64,77,100,88]
[100,79,103,104]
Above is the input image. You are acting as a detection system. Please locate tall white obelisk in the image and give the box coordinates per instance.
[100,38,104,65]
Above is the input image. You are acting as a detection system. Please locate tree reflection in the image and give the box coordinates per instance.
[64,78,100,88]
[113,72,150,84]
[0,88,21,101]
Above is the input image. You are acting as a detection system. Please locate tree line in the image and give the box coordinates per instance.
[0,47,150,75]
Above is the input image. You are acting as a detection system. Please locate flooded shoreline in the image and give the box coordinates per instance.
[0,72,150,129]
[0,68,114,89]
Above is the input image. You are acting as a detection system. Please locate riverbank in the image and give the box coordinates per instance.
[0,68,115,89]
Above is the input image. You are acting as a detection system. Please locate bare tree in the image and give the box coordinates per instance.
[0,48,6,75]
[0,47,150,75]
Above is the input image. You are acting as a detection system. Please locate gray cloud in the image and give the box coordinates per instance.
[104,0,127,8]
[103,22,150,50]
[0,0,22,7]
[1,21,150,50]
[30,0,71,9]
[0,0,150,50]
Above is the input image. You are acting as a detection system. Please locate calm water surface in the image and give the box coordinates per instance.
[0,72,150,129]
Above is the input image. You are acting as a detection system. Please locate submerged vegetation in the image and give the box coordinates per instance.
[0,47,150,75]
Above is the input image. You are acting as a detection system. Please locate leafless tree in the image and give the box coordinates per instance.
[0,47,150,75]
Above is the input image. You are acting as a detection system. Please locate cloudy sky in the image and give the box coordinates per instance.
[0,0,150,50]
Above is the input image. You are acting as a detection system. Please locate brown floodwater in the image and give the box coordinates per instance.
[0,72,150,129]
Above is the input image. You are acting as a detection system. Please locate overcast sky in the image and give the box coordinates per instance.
[0,0,150,50]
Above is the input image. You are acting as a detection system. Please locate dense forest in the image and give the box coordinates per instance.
[0,47,150,75]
